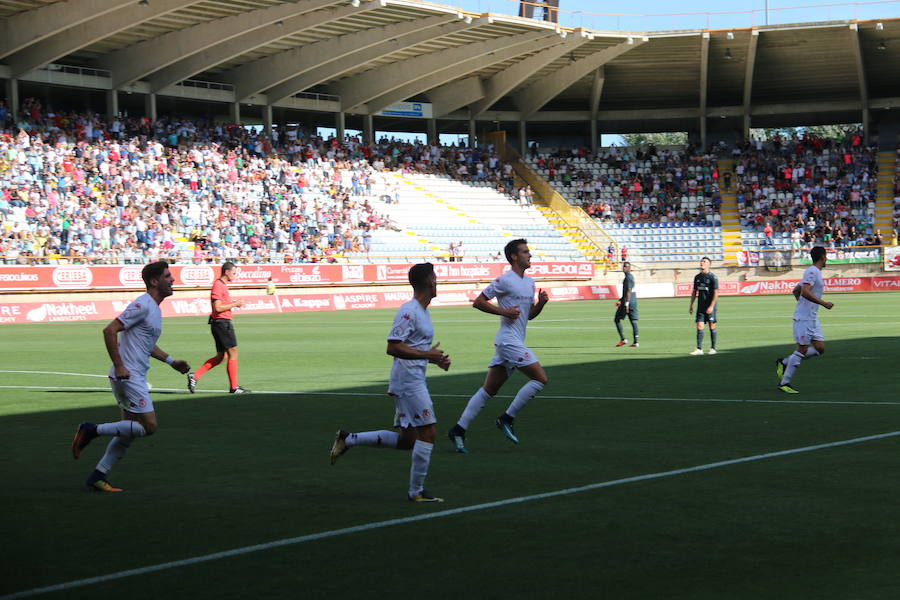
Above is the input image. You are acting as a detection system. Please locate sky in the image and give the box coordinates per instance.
[442,0,900,31]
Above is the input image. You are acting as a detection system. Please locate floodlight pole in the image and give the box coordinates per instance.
[765,0,769,25]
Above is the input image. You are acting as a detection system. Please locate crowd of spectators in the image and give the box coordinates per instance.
[0,102,521,265]
[528,144,723,224]
[732,133,883,250]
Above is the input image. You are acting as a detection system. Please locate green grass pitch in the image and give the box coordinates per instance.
[2,292,900,599]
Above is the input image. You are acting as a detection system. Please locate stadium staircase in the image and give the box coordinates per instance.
[874,151,896,235]
[483,133,615,264]
[716,159,743,264]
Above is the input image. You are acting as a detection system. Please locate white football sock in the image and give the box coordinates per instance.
[97,420,146,437]
[457,388,492,430]
[408,440,433,497]
[346,430,399,448]
[780,351,805,385]
[96,436,133,474]
[506,380,545,418]
[805,347,820,358]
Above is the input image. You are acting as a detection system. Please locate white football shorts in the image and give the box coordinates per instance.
[488,342,540,376]
[109,376,155,414]
[793,318,824,346]
[391,383,436,429]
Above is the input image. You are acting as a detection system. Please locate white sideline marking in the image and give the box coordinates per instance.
[4,430,900,600]
[0,370,107,379]
[1,382,900,407]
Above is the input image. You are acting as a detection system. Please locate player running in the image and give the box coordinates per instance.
[775,246,834,393]
[330,263,451,502]
[689,257,719,355]
[447,239,549,453]
[70,261,191,492]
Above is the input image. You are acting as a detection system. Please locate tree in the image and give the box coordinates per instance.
[620,132,687,147]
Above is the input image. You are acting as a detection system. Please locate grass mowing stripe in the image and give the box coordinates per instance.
[2,384,900,407]
[4,429,899,600]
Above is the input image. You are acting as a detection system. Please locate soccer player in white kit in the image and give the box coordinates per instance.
[776,246,834,393]
[70,261,191,492]
[448,239,549,453]
[329,263,451,502]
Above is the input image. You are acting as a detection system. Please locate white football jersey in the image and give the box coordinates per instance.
[108,293,163,379]
[794,265,825,320]
[481,269,535,345]
[387,298,434,392]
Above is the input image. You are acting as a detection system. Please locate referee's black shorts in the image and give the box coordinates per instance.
[210,318,238,352]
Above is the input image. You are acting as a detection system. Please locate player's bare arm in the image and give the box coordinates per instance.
[213,298,244,312]
[103,318,129,380]
[792,283,802,301]
[150,346,191,374]
[689,288,697,313]
[528,289,549,320]
[800,283,833,309]
[386,340,451,371]
[473,293,520,320]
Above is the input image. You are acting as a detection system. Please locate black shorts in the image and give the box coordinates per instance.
[615,303,638,321]
[696,307,717,324]
[210,318,238,352]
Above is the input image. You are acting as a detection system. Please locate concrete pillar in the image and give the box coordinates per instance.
[106,89,119,120]
[468,118,476,148]
[263,104,273,138]
[230,102,241,124]
[363,114,374,145]
[742,113,751,143]
[144,93,157,122]
[335,111,345,142]
[700,116,707,151]
[518,120,527,157]
[862,107,870,146]
[590,119,598,154]
[5,78,19,123]
[426,118,437,143]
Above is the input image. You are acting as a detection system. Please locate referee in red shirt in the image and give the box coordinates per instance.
[188,262,249,394]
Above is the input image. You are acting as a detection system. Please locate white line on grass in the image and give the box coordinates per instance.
[4,429,900,600]
[2,383,900,407]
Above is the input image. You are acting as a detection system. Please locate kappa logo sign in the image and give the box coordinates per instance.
[52,266,92,288]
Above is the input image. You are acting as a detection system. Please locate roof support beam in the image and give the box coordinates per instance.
[148,0,383,93]
[265,17,478,104]
[230,13,456,101]
[331,19,537,111]
[469,31,593,118]
[103,0,345,88]
[364,31,557,115]
[6,0,189,78]
[429,76,485,117]
[742,29,759,139]
[515,36,645,119]
[849,24,870,143]
[0,0,133,59]
[699,32,709,149]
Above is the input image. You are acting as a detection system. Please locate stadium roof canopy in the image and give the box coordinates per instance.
[1,0,900,137]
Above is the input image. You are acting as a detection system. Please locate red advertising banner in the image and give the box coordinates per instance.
[0,262,595,291]
[0,284,616,325]
[674,281,741,297]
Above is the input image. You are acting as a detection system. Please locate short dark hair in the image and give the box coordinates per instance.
[622,261,631,268]
[810,246,827,262]
[701,256,711,262]
[221,261,237,275]
[141,260,169,287]
[504,238,527,263]
[408,262,435,291]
